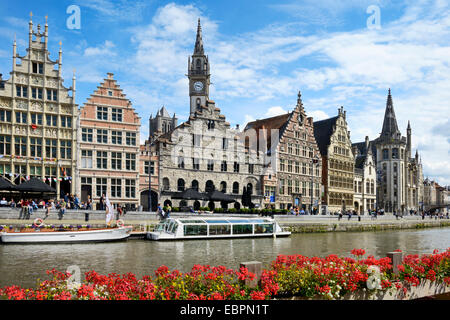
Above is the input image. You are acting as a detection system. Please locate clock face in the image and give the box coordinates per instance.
[194,81,204,92]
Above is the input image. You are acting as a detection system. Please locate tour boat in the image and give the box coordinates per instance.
[0,225,133,244]
[146,216,291,241]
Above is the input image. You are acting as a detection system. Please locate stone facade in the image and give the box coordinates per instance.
[77,73,141,210]
[374,89,423,213]
[0,16,77,198]
[314,107,355,213]
[153,19,264,210]
[244,92,322,211]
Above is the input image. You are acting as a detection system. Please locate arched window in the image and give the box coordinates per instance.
[371,180,375,194]
[196,98,201,108]
[220,181,227,193]
[247,183,253,195]
[232,182,239,194]
[177,178,185,192]
[196,59,202,71]
[205,180,215,193]
[163,178,170,191]
[191,180,199,191]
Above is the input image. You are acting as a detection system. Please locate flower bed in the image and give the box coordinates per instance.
[1,249,448,300]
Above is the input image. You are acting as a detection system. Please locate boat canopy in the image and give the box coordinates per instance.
[177,218,273,224]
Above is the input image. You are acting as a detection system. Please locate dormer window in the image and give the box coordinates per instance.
[32,62,43,74]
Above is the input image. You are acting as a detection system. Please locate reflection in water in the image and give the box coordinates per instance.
[0,228,449,288]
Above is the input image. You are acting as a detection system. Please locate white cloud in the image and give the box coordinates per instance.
[265,106,288,117]
[84,40,116,57]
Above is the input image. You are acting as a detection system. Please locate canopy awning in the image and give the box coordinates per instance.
[15,178,57,193]
[0,177,16,191]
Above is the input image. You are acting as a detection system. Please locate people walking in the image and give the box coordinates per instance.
[157,203,164,220]
[44,203,50,220]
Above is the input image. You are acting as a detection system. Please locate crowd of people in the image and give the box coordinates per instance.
[0,193,126,221]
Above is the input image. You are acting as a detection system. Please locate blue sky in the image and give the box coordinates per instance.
[0,0,449,185]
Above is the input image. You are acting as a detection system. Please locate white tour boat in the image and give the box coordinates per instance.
[0,225,133,244]
[146,216,291,240]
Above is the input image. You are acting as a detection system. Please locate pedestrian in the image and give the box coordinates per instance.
[116,204,123,220]
[157,203,164,220]
[74,194,80,210]
[86,195,92,210]
[357,212,361,222]
[58,200,66,220]
[338,211,342,221]
[347,211,351,221]
[166,204,172,218]
[44,203,50,220]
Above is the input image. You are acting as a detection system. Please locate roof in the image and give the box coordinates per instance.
[313,116,339,157]
[244,113,291,152]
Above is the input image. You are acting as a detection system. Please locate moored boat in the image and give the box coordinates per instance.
[146,216,291,240]
[0,224,133,244]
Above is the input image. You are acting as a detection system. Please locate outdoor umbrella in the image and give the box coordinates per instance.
[0,176,16,191]
[208,190,236,203]
[181,188,209,200]
[15,178,57,193]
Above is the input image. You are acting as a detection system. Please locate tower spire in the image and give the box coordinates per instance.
[380,88,400,140]
[194,18,204,55]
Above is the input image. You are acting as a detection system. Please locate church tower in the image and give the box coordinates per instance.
[188,18,210,117]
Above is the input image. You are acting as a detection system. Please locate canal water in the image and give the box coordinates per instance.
[0,227,449,288]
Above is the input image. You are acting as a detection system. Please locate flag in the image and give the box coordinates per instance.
[105,194,114,225]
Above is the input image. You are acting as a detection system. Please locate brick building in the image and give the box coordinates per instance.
[77,73,141,210]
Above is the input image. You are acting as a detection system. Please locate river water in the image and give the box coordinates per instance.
[1,227,449,288]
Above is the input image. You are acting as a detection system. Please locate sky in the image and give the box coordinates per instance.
[0,0,449,185]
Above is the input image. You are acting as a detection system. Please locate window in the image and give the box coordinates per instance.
[209,225,231,235]
[108,91,113,97]
[192,158,200,170]
[125,153,136,171]
[97,106,108,120]
[30,165,42,177]
[178,156,185,169]
[232,224,253,235]
[111,152,122,170]
[30,137,42,157]
[207,120,215,130]
[32,62,43,74]
[233,162,239,173]
[96,178,107,197]
[60,140,72,159]
[111,179,122,197]
[47,89,57,101]
[382,149,389,160]
[46,115,57,127]
[125,179,136,198]
[126,132,136,146]
[111,108,122,122]
[31,113,43,125]
[144,161,150,174]
[248,163,254,174]
[111,131,122,145]
[392,148,399,159]
[0,136,11,155]
[163,178,170,191]
[81,128,93,142]
[16,85,28,98]
[81,150,93,168]
[61,116,72,128]
[221,161,227,172]
[15,137,26,156]
[97,151,108,169]
[279,159,285,172]
[15,112,27,124]
[184,225,207,236]
[192,134,201,147]
[207,159,214,171]
[222,138,228,150]
[177,179,185,192]
[150,161,155,175]
[280,179,285,195]
[31,88,43,99]
[0,110,11,122]
[191,180,199,191]
[233,182,239,194]
[45,139,57,158]
[97,129,108,144]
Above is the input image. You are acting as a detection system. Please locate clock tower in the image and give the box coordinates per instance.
[188,18,210,117]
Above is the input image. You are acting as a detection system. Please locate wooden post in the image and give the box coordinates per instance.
[387,251,403,275]
[240,261,262,288]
